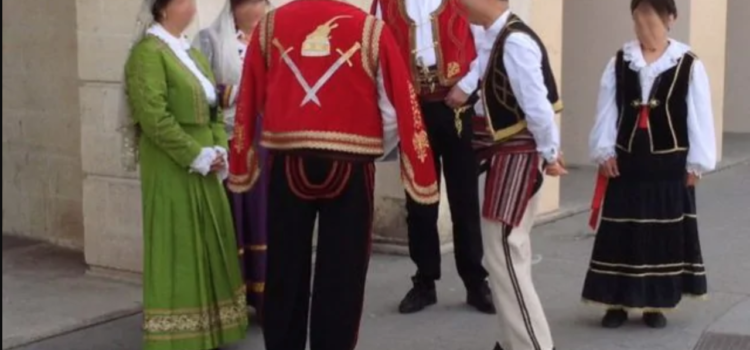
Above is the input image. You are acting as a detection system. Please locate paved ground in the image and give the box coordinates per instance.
[1,237,141,350]
[7,157,749,349]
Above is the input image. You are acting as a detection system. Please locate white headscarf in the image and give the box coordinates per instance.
[206,1,243,85]
[118,0,156,171]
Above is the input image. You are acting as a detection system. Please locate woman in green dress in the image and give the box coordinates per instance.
[120,0,248,349]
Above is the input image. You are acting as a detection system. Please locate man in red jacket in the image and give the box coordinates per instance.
[229,1,440,349]
[372,0,495,315]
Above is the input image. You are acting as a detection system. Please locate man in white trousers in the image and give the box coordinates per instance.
[451,0,566,349]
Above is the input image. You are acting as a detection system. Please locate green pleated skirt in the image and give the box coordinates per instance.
[138,125,248,350]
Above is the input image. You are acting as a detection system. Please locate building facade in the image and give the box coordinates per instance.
[2,0,748,275]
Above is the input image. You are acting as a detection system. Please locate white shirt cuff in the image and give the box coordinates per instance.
[540,148,559,164]
[456,78,475,95]
[591,147,617,165]
[190,147,217,176]
[687,163,707,177]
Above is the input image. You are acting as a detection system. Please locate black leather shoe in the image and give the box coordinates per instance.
[398,282,437,314]
[467,281,496,314]
[643,311,667,328]
[601,308,628,328]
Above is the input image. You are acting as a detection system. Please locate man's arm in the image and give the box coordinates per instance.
[228,22,266,193]
[502,33,560,164]
[456,24,484,94]
[375,23,439,204]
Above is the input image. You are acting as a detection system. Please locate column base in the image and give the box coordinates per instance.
[371,194,454,256]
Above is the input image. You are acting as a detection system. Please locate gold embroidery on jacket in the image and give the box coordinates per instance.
[400,155,439,204]
[361,16,375,79]
[261,130,384,155]
[447,61,460,79]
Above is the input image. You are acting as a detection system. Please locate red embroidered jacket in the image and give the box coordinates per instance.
[371,0,476,88]
[229,0,439,204]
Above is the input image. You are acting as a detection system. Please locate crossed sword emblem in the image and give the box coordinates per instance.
[272,38,361,107]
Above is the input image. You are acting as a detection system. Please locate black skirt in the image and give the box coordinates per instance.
[582,130,707,310]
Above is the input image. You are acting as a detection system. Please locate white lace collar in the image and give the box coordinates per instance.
[147,24,217,106]
[622,38,691,75]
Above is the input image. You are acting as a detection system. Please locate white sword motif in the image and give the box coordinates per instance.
[272,39,322,106]
[300,42,361,106]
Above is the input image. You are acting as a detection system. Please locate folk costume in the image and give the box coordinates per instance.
[229,1,439,349]
[470,11,562,350]
[583,40,716,314]
[372,0,493,314]
[121,1,247,349]
[194,0,269,311]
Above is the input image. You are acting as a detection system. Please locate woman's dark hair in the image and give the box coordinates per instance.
[151,0,173,22]
[631,0,678,18]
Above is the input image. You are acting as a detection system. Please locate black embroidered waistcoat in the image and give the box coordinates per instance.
[614,49,695,153]
[481,14,562,142]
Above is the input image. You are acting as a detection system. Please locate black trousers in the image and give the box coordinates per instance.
[406,100,487,289]
[263,153,376,350]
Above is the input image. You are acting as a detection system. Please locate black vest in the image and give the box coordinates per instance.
[481,15,562,142]
[615,49,695,153]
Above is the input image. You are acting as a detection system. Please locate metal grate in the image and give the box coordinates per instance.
[694,332,750,350]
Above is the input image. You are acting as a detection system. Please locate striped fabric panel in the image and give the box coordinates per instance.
[481,133,539,227]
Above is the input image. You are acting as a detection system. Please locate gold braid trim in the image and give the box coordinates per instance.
[371,19,384,77]
[581,295,707,313]
[361,15,375,80]
[260,130,385,155]
[400,155,439,204]
[144,287,247,340]
[227,148,260,193]
[259,10,277,67]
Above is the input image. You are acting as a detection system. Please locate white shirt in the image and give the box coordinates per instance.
[589,39,717,175]
[471,11,560,162]
[375,0,481,93]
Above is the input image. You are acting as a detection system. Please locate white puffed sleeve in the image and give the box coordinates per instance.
[589,57,618,164]
[685,60,717,175]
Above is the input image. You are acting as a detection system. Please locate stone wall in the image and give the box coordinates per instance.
[77,0,227,274]
[725,0,750,132]
[2,0,83,248]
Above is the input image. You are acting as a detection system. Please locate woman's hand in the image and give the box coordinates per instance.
[210,152,226,173]
[599,157,619,178]
[686,172,700,187]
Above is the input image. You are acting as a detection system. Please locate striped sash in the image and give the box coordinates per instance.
[475,123,540,227]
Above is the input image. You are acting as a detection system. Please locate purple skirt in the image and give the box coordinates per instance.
[226,118,268,311]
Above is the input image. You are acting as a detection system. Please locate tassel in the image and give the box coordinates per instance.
[588,173,608,231]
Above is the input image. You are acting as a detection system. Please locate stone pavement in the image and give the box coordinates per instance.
[1,237,141,350]
[9,159,750,350]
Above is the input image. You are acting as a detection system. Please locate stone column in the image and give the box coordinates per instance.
[561,0,727,165]
[688,0,728,159]
[517,0,564,214]
[723,0,749,132]
[372,0,565,251]
[78,0,227,277]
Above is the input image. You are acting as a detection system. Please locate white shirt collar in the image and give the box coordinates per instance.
[486,10,512,38]
[148,24,192,51]
[622,38,691,72]
[146,24,217,106]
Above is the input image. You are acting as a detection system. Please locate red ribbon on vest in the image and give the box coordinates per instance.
[588,173,608,231]
[638,105,650,129]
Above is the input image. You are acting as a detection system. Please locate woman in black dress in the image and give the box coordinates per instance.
[583,0,717,329]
